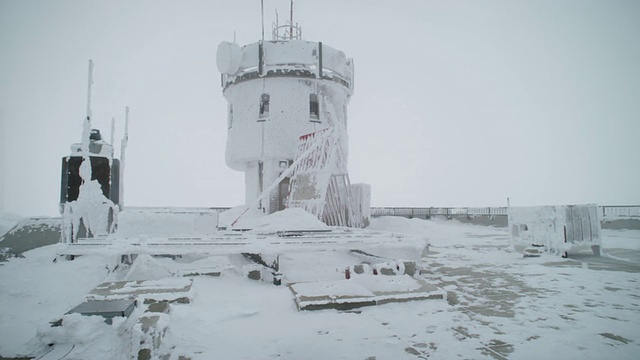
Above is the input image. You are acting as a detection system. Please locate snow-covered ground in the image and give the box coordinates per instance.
[1,215,639,359]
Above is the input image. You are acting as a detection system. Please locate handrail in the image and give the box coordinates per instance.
[122,206,640,219]
[371,206,640,219]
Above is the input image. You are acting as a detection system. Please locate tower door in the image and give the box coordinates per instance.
[277,177,291,211]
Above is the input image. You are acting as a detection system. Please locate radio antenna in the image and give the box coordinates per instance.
[261,0,265,41]
[289,0,294,40]
[82,59,94,153]
[120,106,130,208]
[110,117,115,145]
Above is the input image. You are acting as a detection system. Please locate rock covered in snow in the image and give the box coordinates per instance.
[0,212,23,238]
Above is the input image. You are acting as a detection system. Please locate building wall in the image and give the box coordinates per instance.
[224,77,350,211]
[223,77,350,170]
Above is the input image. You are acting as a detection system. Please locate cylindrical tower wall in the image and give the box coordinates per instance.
[223,78,350,171]
[218,39,354,212]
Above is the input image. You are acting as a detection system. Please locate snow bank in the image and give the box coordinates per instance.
[0,244,110,357]
[367,215,465,237]
[246,208,329,232]
[36,313,131,360]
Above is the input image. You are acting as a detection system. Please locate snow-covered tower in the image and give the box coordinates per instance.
[217,17,369,227]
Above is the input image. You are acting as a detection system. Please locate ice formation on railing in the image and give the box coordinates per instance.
[287,126,362,228]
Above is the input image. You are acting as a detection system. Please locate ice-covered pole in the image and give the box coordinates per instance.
[81,59,94,153]
[120,106,130,208]
[261,0,265,41]
[110,117,115,145]
[79,60,95,189]
[289,0,294,39]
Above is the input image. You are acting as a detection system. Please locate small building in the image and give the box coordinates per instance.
[508,205,602,257]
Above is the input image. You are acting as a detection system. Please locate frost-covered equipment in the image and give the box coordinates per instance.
[59,61,121,243]
[508,205,602,257]
[217,18,370,227]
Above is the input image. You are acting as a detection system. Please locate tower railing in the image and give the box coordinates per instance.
[220,41,353,91]
[272,22,302,40]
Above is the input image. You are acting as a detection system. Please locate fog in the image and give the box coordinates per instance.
[1,0,639,217]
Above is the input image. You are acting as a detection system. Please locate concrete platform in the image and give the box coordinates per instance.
[89,278,193,302]
[288,275,446,311]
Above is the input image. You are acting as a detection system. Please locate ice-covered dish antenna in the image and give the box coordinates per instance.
[217,6,369,227]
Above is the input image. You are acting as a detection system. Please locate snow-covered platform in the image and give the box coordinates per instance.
[54,206,428,259]
[58,228,425,257]
[289,275,445,311]
[3,214,640,359]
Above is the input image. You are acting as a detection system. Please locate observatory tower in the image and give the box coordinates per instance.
[217,15,369,227]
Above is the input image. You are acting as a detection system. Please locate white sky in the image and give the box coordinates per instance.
[1,0,639,217]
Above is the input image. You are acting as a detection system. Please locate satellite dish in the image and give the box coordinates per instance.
[217,41,242,75]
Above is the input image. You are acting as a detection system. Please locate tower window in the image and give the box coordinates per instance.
[259,94,270,120]
[228,105,233,129]
[309,94,319,121]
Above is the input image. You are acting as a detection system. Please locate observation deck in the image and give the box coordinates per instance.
[217,40,354,92]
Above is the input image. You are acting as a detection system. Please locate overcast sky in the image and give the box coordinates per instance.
[1,0,639,217]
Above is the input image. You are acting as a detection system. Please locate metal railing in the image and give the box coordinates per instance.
[125,207,232,214]
[372,206,640,219]
[371,207,508,218]
[601,205,640,218]
[123,206,640,219]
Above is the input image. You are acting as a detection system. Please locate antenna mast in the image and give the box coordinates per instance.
[110,117,115,145]
[86,60,93,122]
[261,0,265,41]
[271,0,301,40]
[120,106,130,209]
[290,0,294,40]
[82,60,94,153]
